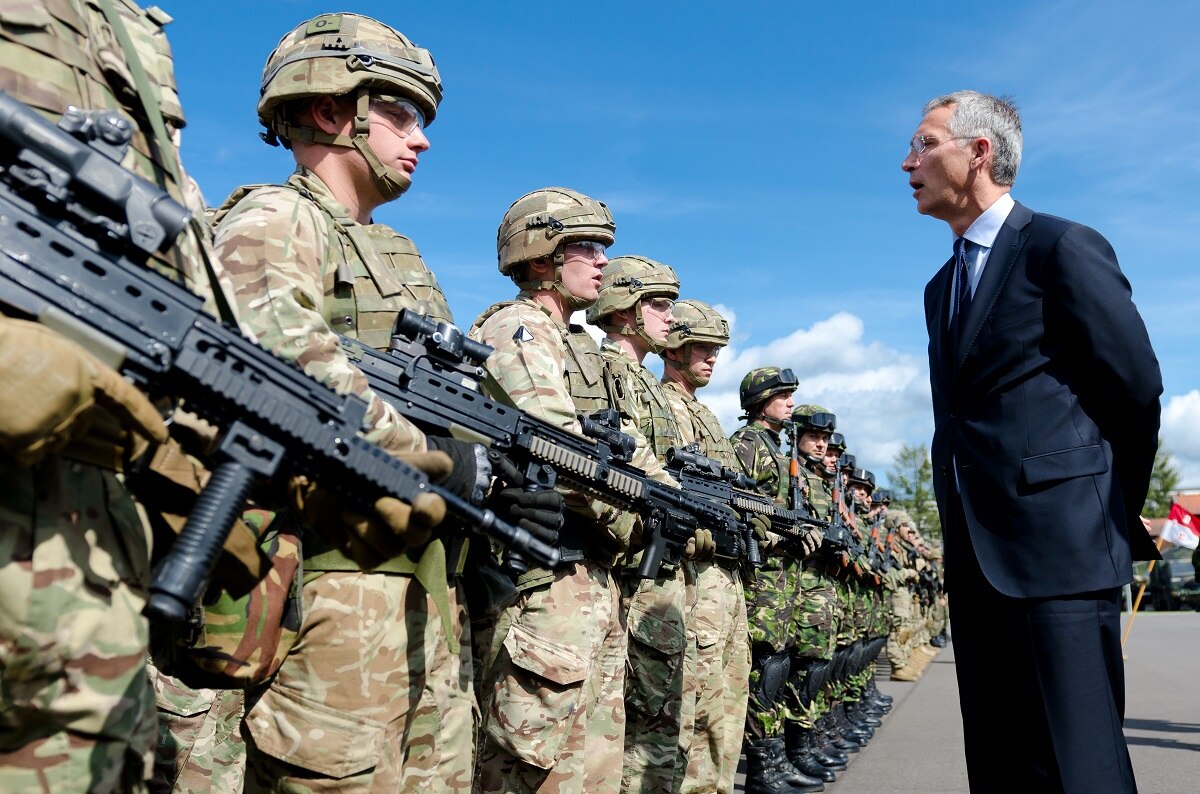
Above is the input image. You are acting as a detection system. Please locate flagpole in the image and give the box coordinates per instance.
[1122,536,1167,648]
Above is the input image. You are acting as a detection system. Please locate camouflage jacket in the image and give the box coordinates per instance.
[597,338,676,483]
[799,463,833,522]
[730,421,789,504]
[0,0,216,302]
[212,168,443,454]
[660,381,736,468]
[469,294,630,537]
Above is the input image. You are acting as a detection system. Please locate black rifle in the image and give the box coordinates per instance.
[339,314,766,578]
[0,92,557,625]
[785,421,862,563]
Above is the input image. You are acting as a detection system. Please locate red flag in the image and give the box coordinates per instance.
[1167,502,1199,538]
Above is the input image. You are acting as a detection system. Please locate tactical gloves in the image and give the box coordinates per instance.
[289,449,450,569]
[684,528,716,561]
[425,436,492,503]
[0,319,167,466]
[487,450,564,546]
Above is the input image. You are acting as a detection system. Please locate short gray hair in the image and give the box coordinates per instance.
[924,91,1022,186]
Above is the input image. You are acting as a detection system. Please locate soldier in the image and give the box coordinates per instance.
[887,511,924,681]
[730,369,825,793]
[469,187,632,794]
[0,4,211,791]
[586,257,714,794]
[210,14,494,791]
[658,300,752,794]
[780,407,845,783]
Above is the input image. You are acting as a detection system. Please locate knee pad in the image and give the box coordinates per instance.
[753,650,791,708]
[804,659,832,703]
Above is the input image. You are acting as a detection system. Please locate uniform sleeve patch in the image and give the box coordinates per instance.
[512,325,535,343]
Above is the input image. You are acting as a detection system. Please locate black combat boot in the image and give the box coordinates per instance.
[811,716,849,768]
[769,737,826,792]
[836,702,873,746]
[785,724,837,782]
[824,709,861,753]
[745,739,821,793]
[846,699,883,727]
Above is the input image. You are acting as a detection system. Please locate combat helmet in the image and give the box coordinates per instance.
[257,13,442,200]
[828,431,847,454]
[586,255,679,352]
[739,367,798,419]
[847,467,875,492]
[664,299,729,350]
[790,404,837,466]
[496,187,615,309]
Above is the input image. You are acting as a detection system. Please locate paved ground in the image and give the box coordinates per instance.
[737,611,1199,792]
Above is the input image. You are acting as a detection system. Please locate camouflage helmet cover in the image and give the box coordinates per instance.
[884,509,913,530]
[258,13,442,133]
[664,299,730,350]
[497,187,616,276]
[585,255,679,325]
[739,366,799,411]
[792,404,837,433]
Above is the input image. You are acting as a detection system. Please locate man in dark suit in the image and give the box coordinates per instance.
[903,91,1162,793]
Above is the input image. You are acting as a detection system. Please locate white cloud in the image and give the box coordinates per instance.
[1162,391,1200,488]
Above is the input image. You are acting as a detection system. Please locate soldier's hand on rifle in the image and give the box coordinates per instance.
[425,437,492,504]
[0,319,167,466]
[487,450,564,546]
[745,513,775,553]
[288,449,451,569]
[798,525,823,558]
[684,528,716,561]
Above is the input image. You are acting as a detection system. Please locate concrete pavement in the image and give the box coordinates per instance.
[738,611,1199,792]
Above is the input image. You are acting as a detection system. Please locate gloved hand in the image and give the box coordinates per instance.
[425,436,491,504]
[0,319,167,466]
[289,449,451,569]
[798,525,823,558]
[684,528,716,561]
[487,451,563,546]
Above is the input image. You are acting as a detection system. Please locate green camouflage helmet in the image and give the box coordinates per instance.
[739,366,798,411]
[664,299,729,350]
[497,187,615,275]
[257,13,442,199]
[585,255,678,351]
[884,508,912,530]
[792,404,837,433]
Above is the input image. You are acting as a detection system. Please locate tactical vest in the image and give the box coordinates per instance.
[600,343,681,461]
[212,175,451,351]
[0,0,204,288]
[801,465,834,522]
[474,297,612,416]
[731,423,790,503]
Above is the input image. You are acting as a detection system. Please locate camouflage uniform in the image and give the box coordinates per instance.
[214,166,473,792]
[661,381,750,794]
[594,332,694,794]
[0,3,217,791]
[470,294,629,794]
[729,420,798,740]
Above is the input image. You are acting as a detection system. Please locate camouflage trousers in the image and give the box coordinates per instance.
[782,563,839,732]
[886,587,916,669]
[681,562,749,794]
[619,564,696,794]
[150,668,245,793]
[744,552,802,738]
[242,572,474,793]
[0,459,157,793]
[476,560,626,794]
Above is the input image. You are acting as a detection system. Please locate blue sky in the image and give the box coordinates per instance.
[166,0,1199,492]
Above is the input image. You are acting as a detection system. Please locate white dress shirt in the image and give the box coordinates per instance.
[949,192,1016,326]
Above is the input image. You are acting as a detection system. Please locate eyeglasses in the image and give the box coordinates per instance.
[907,134,975,158]
[564,240,607,261]
[369,96,426,136]
[690,343,721,359]
[642,296,675,313]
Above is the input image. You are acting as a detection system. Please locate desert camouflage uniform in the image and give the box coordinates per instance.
[213,169,473,793]
[729,421,798,740]
[151,678,245,794]
[469,295,631,794]
[887,533,922,671]
[597,339,695,794]
[0,3,217,792]
[661,382,750,794]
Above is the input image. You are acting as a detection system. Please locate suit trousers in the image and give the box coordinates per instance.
[946,497,1136,794]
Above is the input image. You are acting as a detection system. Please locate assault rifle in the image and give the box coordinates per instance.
[784,421,862,563]
[666,445,823,561]
[339,313,766,578]
[0,92,557,625]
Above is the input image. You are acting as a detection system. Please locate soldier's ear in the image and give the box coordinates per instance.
[304,95,351,136]
[527,257,554,279]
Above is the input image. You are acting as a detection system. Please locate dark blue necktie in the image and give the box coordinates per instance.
[952,237,974,341]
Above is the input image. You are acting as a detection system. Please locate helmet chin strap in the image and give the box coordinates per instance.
[269,90,412,200]
[600,303,664,353]
[517,258,596,312]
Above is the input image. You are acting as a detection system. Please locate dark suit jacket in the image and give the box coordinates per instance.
[924,200,1162,598]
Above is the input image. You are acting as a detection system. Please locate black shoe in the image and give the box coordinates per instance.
[784,726,838,783]
[811,718,849,769]
[847,702,883,727]
[745,738,824,793]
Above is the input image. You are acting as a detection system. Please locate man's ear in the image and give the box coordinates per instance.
[527,257,554,280]
[303,95,349,136]
[972,135,993,170]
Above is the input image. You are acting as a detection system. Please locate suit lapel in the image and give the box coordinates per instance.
[955,201,1033,374]
[927,258,954,382]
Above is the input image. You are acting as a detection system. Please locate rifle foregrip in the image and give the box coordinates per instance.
[144,459,255,625]
[746,531,763,568]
